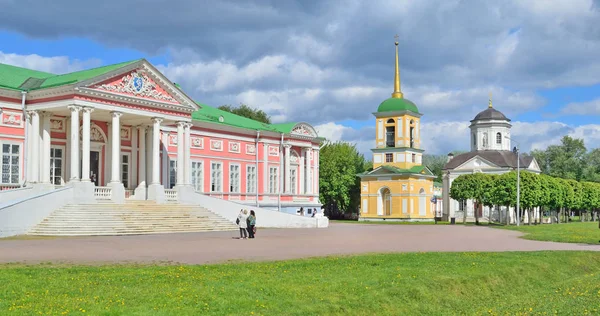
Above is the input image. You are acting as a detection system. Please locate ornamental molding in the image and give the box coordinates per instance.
[79,124,106,143]
[210,139,223,151]
[50,118,66,132]
[190,136,204,149]
[0,111,24,128]
[268,145,279,156]
[228,141,241,153]
[290,123,318,138]
[94,70,178,103]
[245,144,256,155]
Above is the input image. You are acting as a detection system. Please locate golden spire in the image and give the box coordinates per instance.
[488,91,493,108]
[391,34,404,99]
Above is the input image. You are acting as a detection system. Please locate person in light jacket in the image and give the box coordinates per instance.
[237,209,249,239]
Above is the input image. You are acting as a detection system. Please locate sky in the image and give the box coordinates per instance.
[1,0,600,157]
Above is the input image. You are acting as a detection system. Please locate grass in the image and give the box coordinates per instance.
[333,219,450,225]
[496,222,600,245]
[1,252,600,315]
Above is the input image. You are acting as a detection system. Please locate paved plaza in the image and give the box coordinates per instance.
[0,223,598,265]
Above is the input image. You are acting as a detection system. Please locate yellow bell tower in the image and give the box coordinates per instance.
[372,36,423,170]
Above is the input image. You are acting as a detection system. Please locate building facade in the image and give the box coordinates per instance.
[0,59,322,212]
[357,40,436,221]
[442,98,541,224]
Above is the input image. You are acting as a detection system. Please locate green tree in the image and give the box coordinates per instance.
[492,172,517,225]
[450,174,477,224]
[218,104,271,124]
[519,171,542,225]
[582,148,600,182]
[319,141,368,218]
[544,136,587,180]
[422,154,447,183]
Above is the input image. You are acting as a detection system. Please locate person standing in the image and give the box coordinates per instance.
[247,210,256,239]
[237,209,249,239]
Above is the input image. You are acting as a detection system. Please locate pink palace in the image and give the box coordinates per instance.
[0,59,323,217]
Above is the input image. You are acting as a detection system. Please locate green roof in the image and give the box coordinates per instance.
[34,59,141,90]
[377,97,419,114]
[359,164,434,177]
[270,122,297,134]
[192,102,285,133]
[0,59,141,91]
[0,63,55,90]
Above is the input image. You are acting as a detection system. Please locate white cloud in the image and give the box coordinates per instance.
[0,51,100,74]
[561,98,600,115]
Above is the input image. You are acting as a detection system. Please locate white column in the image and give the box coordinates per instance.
[184,123,191,185]
[105,123,111,185]
[284,145,291,193]
[68,106,80,181]
[299,149,305,194]
[81,107,93,182]
[161,132,169,188]
[110,112,122,183]
[151,118,162,185]
[41,112,51,184]
[30,111,40,183]
[306,148,312,194]
[131,126,138,189]
[262,143,269,193]
[176,122,185,186]
[137,126,146,187]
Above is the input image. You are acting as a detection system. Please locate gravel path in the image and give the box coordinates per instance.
[0,223,598,265]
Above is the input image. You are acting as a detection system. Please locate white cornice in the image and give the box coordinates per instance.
[0,100,22,110]
[0,88,22,100]
[76,88,193,114]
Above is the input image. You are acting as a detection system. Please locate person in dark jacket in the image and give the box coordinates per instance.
[247,210,256,239]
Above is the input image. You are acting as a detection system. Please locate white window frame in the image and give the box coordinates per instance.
[169,159,177,189]
[1,141,21,185]
[191,160,204,192]
[246,164,256,193]
[210,161,223,192]
[229,163,240,193]
[268,166,279,194]
[50,145,65,185]
[121,153,131,189]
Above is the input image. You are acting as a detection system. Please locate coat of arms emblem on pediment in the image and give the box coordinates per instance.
[95,70,177,103]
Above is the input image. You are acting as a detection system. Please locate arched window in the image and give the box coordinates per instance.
[409,119,415,148]
[473,133,476,147]
[496,132,502,144]
[386,118,395,124]
[386,126,395,147]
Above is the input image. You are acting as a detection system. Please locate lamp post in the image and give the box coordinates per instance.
[506,136,520,226]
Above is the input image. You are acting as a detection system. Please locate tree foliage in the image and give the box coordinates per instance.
[218,104,271,124]
[319,141,369,218]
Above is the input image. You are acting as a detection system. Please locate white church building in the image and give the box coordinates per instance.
[442,99,541,224]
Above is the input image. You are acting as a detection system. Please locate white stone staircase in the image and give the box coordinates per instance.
[28,200,238,236]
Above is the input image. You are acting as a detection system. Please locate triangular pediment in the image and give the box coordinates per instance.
[76,60,199,113]
[291,123,318,138]
[528,158,541,172]
[454,155,500,171]
[365,166,390,175]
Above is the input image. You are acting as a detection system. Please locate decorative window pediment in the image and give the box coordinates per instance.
[290,123,318,138]
[92,70,178,103]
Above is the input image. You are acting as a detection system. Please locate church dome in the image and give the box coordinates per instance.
[472,107,510,122]
[377,97,419,113]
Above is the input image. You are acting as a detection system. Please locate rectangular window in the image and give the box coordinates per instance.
[169,160,177,189]
[289,168,297,194]
[229,164,240,193]
[191,161,203,192]
[1,144,20,184]
[385,153,393,163]
[211,162,222,192]
[385,126,395,147]
[268,166,278,194]
[246,165,256,193]
[122,154,130,188]
[50,147,63,185]
[411,154,416,163]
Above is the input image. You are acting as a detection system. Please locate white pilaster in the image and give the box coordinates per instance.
[161,132,169,189]
[25,112,33,183]
[68,106,80,181]
[81,107,93,182]
[105,123,112,185]
[262,142,268,194]
[284,145,291,193]
[184,123,191,186]
[41,112,51,184]
[314,149,319,196]
[110,112,122,183]
[176,122,185,186]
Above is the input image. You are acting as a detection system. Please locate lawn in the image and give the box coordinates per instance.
[1,252,599,315]
[497,222,600,245]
